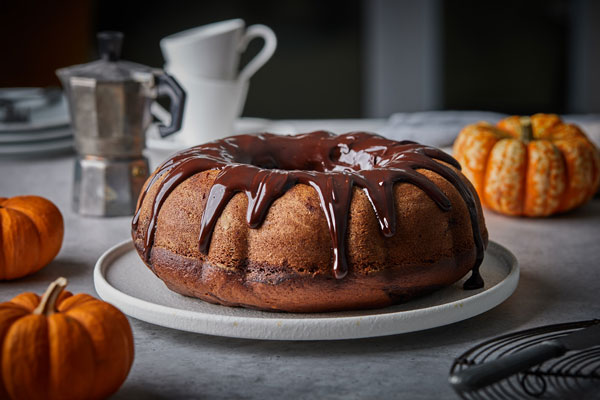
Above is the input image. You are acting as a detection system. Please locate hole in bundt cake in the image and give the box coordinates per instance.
[247,140,383,172]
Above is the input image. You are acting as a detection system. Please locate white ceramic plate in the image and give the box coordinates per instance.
[0,137,74,157]
[146,117,297,152]
[0,126,72,143]
[94,240,518,341]
[145,118,297,170]
[0,89,70,132]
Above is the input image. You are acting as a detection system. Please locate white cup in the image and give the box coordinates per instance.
[160,19,277,81]
[167,69,249,146]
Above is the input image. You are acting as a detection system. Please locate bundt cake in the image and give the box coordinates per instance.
[132,131,488,312]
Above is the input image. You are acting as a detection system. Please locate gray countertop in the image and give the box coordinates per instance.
[1,136,600,399]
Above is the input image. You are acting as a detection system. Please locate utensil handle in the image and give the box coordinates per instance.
[449,341,565,392]
[155,72,186,138]
[238,24,277,81]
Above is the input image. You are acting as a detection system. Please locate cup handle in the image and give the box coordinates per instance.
[238,24,277,81]
[154,72,186,137]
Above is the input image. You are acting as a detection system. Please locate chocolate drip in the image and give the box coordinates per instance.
[133,131,485,287]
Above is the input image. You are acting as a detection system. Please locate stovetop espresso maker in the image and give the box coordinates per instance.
[57,31,186,216]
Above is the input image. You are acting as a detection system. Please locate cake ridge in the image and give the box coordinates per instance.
[133,131,485,286]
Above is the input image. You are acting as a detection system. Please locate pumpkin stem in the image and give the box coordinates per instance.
[520,116,534,143]
[33,277,68,316]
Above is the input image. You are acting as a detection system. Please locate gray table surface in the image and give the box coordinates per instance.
[1,134,600,399]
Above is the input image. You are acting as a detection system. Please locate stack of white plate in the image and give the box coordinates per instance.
[0,88,74,158]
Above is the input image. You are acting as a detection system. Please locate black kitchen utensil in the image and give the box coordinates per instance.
[449,320,600,399]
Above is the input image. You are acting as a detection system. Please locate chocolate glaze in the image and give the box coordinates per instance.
[132,131,484,288]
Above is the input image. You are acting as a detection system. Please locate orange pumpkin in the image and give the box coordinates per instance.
[0,196,64,280]
[453,114,600,216]
[0,277,134,400]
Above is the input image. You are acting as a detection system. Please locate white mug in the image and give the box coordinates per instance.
[160,19,277,81]
[167,69,249,146]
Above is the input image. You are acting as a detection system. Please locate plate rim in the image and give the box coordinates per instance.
[94,239,519,341]
[146,118,298,152]
[0,126,72,143]
[0,137,74,155]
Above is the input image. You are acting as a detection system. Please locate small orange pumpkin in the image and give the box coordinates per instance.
[0,196,64,280]
[0,277,134,400]
[453,114,600,216]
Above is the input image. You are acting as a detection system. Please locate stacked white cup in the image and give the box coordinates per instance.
[160,19,277,146]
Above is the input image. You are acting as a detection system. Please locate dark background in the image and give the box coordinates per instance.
[1,0,598,118]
